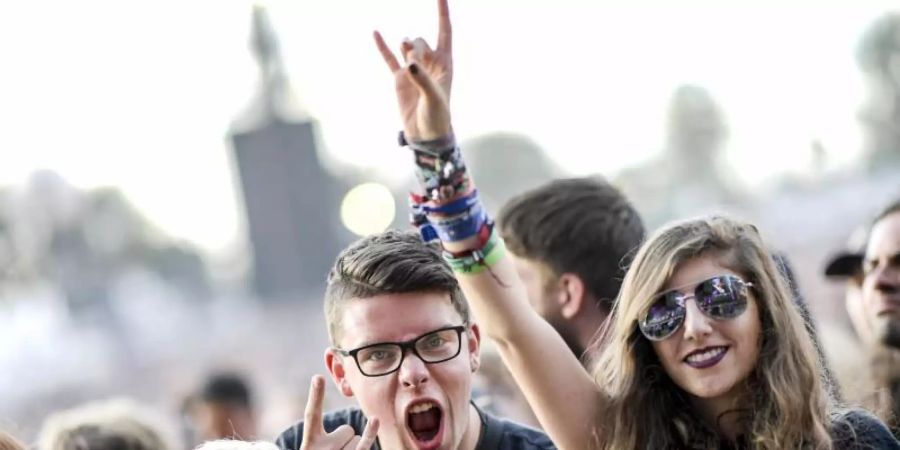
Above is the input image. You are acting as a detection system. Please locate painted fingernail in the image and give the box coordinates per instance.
[409,63,419,75]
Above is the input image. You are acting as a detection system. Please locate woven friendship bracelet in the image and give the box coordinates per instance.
[443,226,506,275]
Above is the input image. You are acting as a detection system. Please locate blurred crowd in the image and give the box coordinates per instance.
[2,4,900,450]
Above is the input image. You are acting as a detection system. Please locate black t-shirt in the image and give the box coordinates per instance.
[275,402,555,450]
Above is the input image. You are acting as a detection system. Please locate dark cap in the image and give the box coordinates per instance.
[824,253,864,277]
[823,226,867,278]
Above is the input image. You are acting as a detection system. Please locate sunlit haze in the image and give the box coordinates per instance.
[0,0,893,255]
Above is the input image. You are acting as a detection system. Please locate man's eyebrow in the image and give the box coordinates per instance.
[349,324,460,349]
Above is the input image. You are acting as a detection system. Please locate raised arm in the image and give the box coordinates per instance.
[372,2,602,448]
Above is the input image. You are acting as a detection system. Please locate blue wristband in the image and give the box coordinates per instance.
[431,202,487,242]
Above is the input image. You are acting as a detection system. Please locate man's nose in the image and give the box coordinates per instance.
[871,261,900,293]
[398,350,430,388]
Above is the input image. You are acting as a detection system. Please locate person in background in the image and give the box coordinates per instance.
[190,373,258,441]
[38,398,177,450]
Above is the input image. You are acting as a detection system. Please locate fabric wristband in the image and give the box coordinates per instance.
[430,201,487,242]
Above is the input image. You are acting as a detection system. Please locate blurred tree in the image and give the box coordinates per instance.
[463,132,566,213]
[615,84,745,229]
[0,171,212,318]
[856,12,900,171]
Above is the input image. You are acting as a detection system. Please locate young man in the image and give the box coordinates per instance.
[275,230,554,450]
[497,177,644,360]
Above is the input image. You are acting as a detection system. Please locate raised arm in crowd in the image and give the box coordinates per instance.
[372,0,900,448]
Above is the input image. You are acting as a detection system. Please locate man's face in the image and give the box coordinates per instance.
[509,254,555,316]
[326,292,480,450]
[862,211,900,348]
[509,254,582,356]
[193,402,256,441]
[845,273,874,345]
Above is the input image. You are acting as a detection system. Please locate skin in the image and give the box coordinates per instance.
[193,402,257,441]
[299,376,379,450]
[508,254,607,359]
[845,274,874,345]
[650,255,761,440]
[325,292,482,450]
[861,211,900,349]
[374,2,600,448]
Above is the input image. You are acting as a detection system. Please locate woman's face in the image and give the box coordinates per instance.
[650,255,761,401]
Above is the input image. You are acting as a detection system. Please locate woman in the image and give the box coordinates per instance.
[372,1,898,448]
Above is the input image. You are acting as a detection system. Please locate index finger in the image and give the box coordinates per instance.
[436,0,451,53]
[302,375,326,440]
[355,418,379,450]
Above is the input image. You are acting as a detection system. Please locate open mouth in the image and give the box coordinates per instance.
[684,346,729,369]
[406,400,444,450]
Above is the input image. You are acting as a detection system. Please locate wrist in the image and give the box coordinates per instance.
[399,131,456,155]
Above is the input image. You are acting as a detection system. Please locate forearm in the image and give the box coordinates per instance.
[405,134,603,448]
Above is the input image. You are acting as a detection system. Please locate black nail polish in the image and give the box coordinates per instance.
[409,64,419,75]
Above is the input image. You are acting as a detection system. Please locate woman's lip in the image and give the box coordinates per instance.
[683,346,729,369]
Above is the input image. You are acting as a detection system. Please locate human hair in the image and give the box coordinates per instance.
[324,229,469,344]
[39,399,177,450]
[872,197,900,227]
[497,176,645,310]
[591,216,833,449]
[200,373,253,410]
[0,431,26,450]
[195,440,278,450]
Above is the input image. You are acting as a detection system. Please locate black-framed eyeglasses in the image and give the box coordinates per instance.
[639,275,753,342]
[334,325,467,377]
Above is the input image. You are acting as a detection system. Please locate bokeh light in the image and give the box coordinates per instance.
[340,182,396,236]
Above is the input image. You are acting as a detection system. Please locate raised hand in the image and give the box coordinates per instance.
[299,376,379,450]
[373,0,453,142]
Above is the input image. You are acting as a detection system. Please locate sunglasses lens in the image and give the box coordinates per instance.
[696,276,748,319]
[640,292,686,341]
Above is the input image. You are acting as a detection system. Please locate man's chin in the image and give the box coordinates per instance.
[873,319,900,349]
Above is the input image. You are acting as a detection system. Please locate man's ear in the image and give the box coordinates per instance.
[325,348,354,397]
[558,273,587,320]
[467,322,481,373]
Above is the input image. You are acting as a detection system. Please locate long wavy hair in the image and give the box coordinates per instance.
[590,216,833,449]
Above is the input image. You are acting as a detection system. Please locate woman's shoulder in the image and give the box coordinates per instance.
[830,408,899,449]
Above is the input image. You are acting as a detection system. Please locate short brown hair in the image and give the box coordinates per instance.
[324,230,469,344]
[498,177,645,309]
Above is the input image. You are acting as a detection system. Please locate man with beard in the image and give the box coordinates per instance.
[827,199,900,433]
[497,177,645,362]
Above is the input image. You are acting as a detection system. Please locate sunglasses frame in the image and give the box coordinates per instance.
[639,274,754,342]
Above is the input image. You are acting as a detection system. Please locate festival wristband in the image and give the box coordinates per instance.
[444,235,506,275]
[429,201,487,242]
[399,131,457,156]
[411,189,479,215]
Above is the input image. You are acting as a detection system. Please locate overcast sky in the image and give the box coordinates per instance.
[0,0,893,255]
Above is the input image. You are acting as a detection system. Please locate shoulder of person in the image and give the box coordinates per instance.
[482,411,556,450]
[274,407,369,450]
[830,408,900,449]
